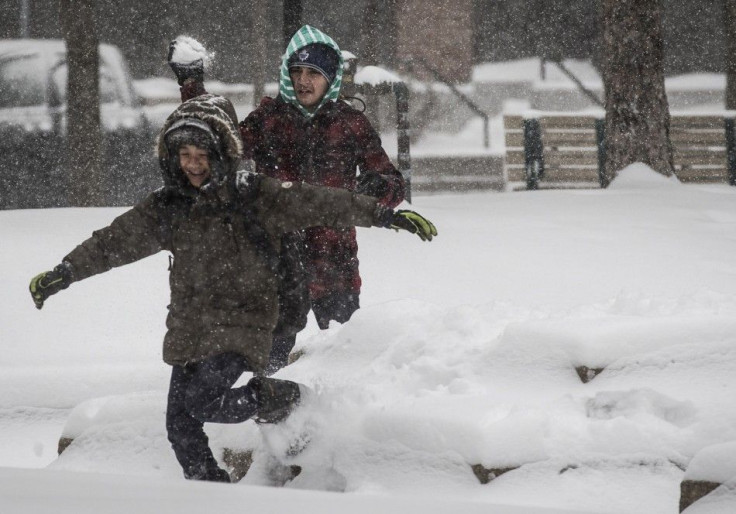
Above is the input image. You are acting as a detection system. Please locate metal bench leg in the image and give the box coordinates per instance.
[524,118,543,190]
[726,118,736,187]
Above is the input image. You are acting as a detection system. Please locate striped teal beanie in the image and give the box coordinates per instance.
[279,25,344,118]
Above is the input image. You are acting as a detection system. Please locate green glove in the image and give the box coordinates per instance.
[29,262,73,310]
[388,210,438,242]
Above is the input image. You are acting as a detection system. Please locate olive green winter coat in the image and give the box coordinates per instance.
[62,95,385,371]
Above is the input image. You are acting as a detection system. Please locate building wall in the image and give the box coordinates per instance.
[396,0,474,83]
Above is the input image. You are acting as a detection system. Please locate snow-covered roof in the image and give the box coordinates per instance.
[0,38,66,59]
[355,65,403,86]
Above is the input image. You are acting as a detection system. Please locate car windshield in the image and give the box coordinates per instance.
[0,55,47,108]
[52,65,121,105]
[0,53,122,109]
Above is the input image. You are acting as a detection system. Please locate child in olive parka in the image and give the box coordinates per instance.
[172,26,407,375]
[29,94,436,482]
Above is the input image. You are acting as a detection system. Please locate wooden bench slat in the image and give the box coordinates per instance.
[671,132,726,145]
[505,149,599,167]
[539,117,599,129]
[505,133,524,147]
[540,168,600,182]
[505,150,525,166]
[675,168,729,182]
[506,168,527,182]
[674,150,727,166]
[544,150,599,167]
[506,132,726,148]
[503,116,523,130]
[506,132,600,148]
[543,133,598,146]
[670,117,729,129]
[506,167,601,184]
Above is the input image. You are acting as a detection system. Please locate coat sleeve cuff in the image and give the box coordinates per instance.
[373,205,395,228]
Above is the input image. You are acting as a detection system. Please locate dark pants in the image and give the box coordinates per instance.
[166,352,258,481]
[265,334,297,375]
[312,292,360,330]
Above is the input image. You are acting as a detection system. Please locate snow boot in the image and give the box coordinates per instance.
[256,382,315,461]
[187,465,231,483]
[253,381,315,485]
[248,376,301,424]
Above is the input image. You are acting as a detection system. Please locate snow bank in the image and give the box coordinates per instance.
[684,443,736,484]
[5,181,736,513]
[608,163,681,190]
[0,466,598,514]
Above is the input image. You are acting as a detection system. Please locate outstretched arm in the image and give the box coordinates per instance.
[29,194,170,309]
[250,175,436,241]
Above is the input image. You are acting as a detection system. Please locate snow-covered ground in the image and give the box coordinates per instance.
[2,163,736,512]
[134,59,729,160]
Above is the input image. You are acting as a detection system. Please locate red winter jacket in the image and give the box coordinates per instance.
[181,84,406,320]
[239,96,405,303]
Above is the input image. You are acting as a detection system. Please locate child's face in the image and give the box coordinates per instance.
[290,66,330,110]
[178,145,211,188]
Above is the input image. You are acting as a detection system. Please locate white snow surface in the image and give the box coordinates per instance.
[472,57,727,93]
[355,65,403,86]
[684,442,736,483]
[2,165,736,513]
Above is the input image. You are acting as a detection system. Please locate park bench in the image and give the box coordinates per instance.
[504,111,736,190]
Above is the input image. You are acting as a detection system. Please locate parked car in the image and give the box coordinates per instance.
[0,39,160,209]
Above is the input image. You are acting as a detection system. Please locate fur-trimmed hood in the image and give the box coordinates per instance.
[156,94,242,190]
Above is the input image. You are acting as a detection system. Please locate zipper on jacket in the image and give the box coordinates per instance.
[304,122,316,182]
[223,216,242,257]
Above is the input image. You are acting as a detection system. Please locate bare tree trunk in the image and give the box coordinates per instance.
[283,0,302,49]
[60,0,102,206]
[360,0,398,68]
[359,0,384,131]
[360,0,382,65]
[252,0,268,108]
[602,0,673,182]
[726,0,736,109]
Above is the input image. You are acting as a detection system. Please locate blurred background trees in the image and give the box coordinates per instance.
[2,0,730,84]
[60,0,102,205]
[725,0,736,109]
[602,0,674,180]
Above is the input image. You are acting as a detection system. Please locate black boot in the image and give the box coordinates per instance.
[202,468,231,483]
[248,376,301,424]
[186,464,231,483]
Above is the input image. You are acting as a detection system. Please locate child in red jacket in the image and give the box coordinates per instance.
[169,26,406,373]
